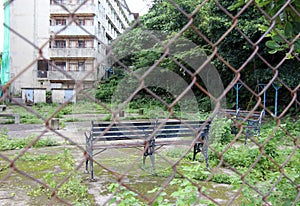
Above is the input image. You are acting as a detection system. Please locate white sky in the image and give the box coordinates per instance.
[0,1,150,52]
[126,0,150,15]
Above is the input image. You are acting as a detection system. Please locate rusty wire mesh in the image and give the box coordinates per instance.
[0,0,299,205]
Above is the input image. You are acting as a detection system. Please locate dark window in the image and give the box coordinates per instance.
[37,60,48,78]
[78,40,85,48]
[55,62,66,71]
[56,19,66,26]
[55,40,66,48]
[78,62,85,71]
[78,19,85,26]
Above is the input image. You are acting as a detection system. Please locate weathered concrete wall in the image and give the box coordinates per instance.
[51,89,65,104]
[34,89,46,103]
[51,89,76,104]
[21,88,46,104]
[10,0,50,95]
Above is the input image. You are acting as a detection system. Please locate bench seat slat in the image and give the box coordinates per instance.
[92,129,209,140]
[92,130,154,136]
[92,139,205,149]
[93,136,145,141]
[92,126,155,132]
[92,123,153,129]
[92,126,208,134]
[92,133,200,140]
[92,121,208,126]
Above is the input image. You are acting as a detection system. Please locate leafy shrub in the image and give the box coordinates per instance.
[46,91,52,103]
[209,117,233,144]
[197,96,211,112]
[55,106,73,118]
[96,76,120,102]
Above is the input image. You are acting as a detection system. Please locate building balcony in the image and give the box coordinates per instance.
[50,25,96,36]
[50,4,97,15]
[49,48,97,58]
[48,70,98,82]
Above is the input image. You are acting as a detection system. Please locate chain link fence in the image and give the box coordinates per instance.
[0,0,299,205]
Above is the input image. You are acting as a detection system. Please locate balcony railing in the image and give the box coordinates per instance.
[49,48,97,58]
[50,4,97,14]
[50,25,96,36]
[48,70,98,81]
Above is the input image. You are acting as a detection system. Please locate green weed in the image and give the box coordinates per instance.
[26,149,91,205]
[0,131,59,151]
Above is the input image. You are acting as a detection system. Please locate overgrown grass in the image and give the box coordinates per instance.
[106,116,300,205]
[0,129,59,151]
[5,100,211,125]
[0,149,92,205]
[27,149,91,205]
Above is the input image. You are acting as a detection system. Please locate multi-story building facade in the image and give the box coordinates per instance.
[5,0,131,95]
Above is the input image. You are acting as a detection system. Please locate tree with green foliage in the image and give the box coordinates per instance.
[229,0,300,55]
[98,0,299,112]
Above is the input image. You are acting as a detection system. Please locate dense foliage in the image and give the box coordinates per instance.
[96,0,299,114]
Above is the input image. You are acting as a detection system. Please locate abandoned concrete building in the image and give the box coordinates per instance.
[3,0,131,103]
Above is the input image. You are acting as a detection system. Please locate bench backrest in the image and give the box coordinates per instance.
[90,120,211,142]
[223,109,263,123]
[236,109,263,124]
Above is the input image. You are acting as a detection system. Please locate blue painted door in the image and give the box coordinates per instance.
[25,89,34,105]
[64,90,74,103]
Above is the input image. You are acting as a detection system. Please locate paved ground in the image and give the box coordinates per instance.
[0,115,96,145]
[0,117,241,205]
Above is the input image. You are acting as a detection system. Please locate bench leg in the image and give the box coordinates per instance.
[202,144,209,169]
[143,153,156,173]
[193,143,202,161]
[87,148,95,180]
[193,145,197,161]
[245,129,254,145]
[244,134,248,145]
[90,158,94,181]
[88,146,95,181]
[143,140,156,173]
[85,158,89,173]
[150,154,155,174]
[193,141,210,169]
[85,148,95,180]
[85,132,93,177]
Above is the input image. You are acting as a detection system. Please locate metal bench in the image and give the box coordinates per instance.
[85,119,211,180]
[224,109,263,144]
